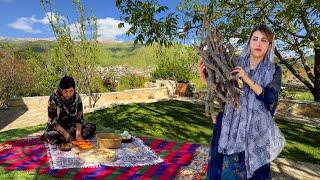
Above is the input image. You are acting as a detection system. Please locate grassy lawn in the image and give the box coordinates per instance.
[280,89,314,101]
[0,100,319,179]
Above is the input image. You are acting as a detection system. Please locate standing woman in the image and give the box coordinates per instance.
[199,25,285,179]
[41,76,96,145]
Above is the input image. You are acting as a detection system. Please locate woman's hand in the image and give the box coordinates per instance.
[63,132,72,142]
[76,133,84,141]
[231,66,263,95]
[198,58,208,84]
[231,66,250,85]
[55,124,72,142]
[75,123,84,141]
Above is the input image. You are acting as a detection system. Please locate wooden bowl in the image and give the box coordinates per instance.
[96,133,121,149]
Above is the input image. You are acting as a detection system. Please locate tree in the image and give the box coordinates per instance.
[116,0,320,101]
[0,44,35,108]
[23,47,62,96]
[151,43,198,82]
[40,0,100,107]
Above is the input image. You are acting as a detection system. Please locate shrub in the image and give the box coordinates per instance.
[91,77,109,93]
[118,74,148,91]
[151,44,198,82]
[0,55,35,108]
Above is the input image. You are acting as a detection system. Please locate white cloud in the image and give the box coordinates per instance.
[8,16,42,34]
[42,12,68,24]
[8,15,130,41]
[97,17,130,41]
[69,23,79,39]
[8,12,66,34]
[69,17,130,41]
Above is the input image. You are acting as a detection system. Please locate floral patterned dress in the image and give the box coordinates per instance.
[40,90,96,144]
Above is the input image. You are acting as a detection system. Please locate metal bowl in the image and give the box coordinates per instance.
[96,133,121,149]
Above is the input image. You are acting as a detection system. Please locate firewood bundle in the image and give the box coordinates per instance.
[196,27,244,114]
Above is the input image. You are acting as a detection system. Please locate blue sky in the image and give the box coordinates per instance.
[0,0,182,42]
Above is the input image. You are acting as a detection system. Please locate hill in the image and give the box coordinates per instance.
[0,39,157,68]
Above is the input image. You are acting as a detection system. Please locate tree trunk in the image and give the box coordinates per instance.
[275,48,319,101]
[88,87,92,108]
[313,45,320,102]
[87,79,92,108]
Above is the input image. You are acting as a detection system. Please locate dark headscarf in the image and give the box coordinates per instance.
[59,76,76,90]
[52,76,79,117]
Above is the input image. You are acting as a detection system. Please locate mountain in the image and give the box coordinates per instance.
[0,39,154,68]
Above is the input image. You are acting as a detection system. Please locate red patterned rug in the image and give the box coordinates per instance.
[0,136,209,179]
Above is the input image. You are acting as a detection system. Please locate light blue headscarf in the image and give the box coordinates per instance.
[217,52,285,178]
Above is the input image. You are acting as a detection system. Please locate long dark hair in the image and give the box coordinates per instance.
[59,76,75,90]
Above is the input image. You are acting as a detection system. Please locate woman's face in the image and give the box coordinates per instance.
[61,87,75,100]
[249,30,271,60]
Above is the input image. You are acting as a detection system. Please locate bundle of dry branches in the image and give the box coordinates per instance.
[196,27,244,115]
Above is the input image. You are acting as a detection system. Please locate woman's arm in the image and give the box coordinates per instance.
[232,66,263,95]
[244,76,263,95]
[75,95,84,141]
[76,123,84,141]
[232,65,282,116]
[55,124,72,141]
[48,96,72,141]
[255,65,282,116]
[198,58,208,84]
[47,97,59,130]
[232,65,282,102]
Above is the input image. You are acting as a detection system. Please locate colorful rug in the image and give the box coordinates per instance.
[47,137,163,169]
[0,136,209,179]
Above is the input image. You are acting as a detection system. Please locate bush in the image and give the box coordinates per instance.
[151,44,198,82]
[90,77,109,93]
[0,55,35,108]
[118,74,148,91]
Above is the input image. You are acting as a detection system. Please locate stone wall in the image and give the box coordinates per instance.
[282,83,309,92]
[192,91,320,127]
[276,99,320,127]
[8,87,170,112]
[146,80,177,97]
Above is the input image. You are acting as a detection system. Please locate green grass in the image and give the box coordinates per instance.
[276,119,320,164]
[85,100,213,144]
[0,169,53,180]
[292,91,314,101]
[0,124,45,143]
[0,100,319,179]
[280,89,314,101]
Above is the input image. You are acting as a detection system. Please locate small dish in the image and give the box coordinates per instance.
[121,138,133,143]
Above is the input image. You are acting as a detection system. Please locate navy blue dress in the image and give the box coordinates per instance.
[207,65,282,180]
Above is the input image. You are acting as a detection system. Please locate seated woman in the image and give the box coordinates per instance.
[41,76,96,145]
